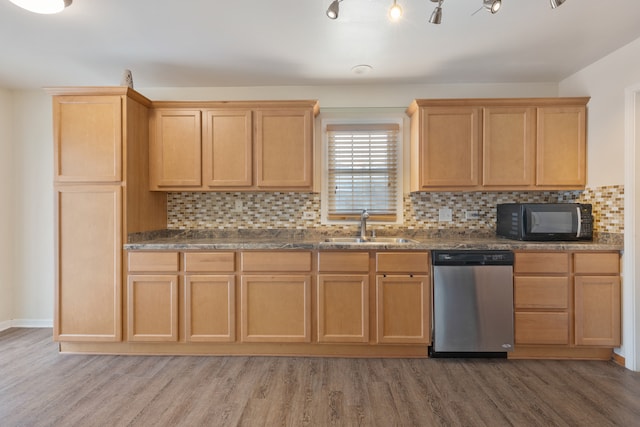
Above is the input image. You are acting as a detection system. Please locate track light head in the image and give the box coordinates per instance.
[550,0,566,9]
[388,0,403,21]
[327,0,341,19]
[429,2,443,25]
[483,0,501,14]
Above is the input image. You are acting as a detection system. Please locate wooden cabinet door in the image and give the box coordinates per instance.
[416,107,481,188]
[54,185,122,341]
[482,107,535,187]
[203,110,252,188]
[241,275,311,342]
[53,95,122,182]
[376,275,430,344]
[127,274,179,342]
[536,106,586,188]
[149,109,202,189]
[574,275,621,347]
[185,275,236,342]
[254,109,313,189]
[317,274,369,343]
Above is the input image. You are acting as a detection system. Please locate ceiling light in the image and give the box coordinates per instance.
[326,0,341,20]
[483,0,501,14]
[351,64,373,75]
[388,0,403,21]
[550,0,566,9]
[429,0,443,24]
[8,0,72,14]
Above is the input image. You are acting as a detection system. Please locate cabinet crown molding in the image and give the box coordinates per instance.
[406,97,590,116]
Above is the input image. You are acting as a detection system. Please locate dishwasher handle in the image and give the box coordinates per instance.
[432,250,514,266]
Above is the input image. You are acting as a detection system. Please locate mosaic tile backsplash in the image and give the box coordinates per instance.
[167,185,624,234]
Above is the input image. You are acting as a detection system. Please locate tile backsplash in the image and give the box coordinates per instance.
[167,185,624,234]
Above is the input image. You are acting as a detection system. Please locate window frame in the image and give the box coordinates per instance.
[321,117,404,226]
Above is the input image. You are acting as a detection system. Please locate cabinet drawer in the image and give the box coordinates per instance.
[241,251,312,272]
[318,252,369,273]
[128,252,179,272]
[574,252,620,274]
[515,312,569,345]
[515,252,569,274]
[184,252,235,272]
[376,252,429,274]
[514,276,569,309]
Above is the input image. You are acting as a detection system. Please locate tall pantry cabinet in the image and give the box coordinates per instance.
[50,87,166,342]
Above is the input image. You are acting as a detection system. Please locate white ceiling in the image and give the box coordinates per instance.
[1,0,640,89]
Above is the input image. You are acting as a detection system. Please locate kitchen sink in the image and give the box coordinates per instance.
[323,237,419,244]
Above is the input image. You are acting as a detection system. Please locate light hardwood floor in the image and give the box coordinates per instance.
[1,328,639,426]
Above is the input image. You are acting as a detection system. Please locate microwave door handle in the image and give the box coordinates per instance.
[576,206,582,238]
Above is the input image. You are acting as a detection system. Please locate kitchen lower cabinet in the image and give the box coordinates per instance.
[183,252,237,342]
[127,252,179,342]
[127,274,179,342]
[376,275,430,344]
[317,252,370,343]
[512,251,621,360]
[317,275,369,343]
[185,275,235,342]
[55,185,122,342]
[574,253,621,347]
[240,275,311,342]
[375,252,431,344]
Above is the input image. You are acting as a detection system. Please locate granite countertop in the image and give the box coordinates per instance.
[124,229,624,252]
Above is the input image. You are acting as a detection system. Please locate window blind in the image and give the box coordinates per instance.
[327,123,399,221]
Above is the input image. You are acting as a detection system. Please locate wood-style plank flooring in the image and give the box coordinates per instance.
[1,328,640,426]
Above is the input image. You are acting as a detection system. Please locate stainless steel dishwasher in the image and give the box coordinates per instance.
[430,250,514,357]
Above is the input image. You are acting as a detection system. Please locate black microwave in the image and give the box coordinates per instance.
[496,203,593,241]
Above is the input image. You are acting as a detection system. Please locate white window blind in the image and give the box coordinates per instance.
[327,123,399,221]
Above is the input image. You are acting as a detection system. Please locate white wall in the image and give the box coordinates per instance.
[0,89,14,328]
[560,37,640,187]
[560,36,640,370]
[11,91,54,325]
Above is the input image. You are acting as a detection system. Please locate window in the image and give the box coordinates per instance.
[325,123,400,222]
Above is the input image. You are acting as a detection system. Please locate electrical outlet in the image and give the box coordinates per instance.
[438,207,453,222]
[302,211,316,220]
[234,200,243,212]
[465,210,480,220]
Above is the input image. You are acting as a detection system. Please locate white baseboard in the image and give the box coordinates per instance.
[0,319,53,331]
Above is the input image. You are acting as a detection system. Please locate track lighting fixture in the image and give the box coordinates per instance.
[483,0,502,14]
[325,0,566,23]
[8,0,72,14]
[429,0,443,24]
[388,0,403,21]
[326,0,341,20]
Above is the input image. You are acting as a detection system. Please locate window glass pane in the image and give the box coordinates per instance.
[327,124,399,219]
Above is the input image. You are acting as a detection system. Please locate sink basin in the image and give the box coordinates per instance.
[323,237,419,244]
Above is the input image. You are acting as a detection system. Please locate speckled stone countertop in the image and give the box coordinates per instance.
[124,229,623,252]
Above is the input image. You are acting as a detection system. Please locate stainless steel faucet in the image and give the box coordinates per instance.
[360,209,370,241]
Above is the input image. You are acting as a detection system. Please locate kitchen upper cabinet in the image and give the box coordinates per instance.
[536,106,587,187]
[203,110,252,188]
[407,98,589,191]
[149,109,202,189]
[255,108,314,189]
[148,101,318,191]
[53,95,122,182]
[483,107,536,187]
[410,106,481,189]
